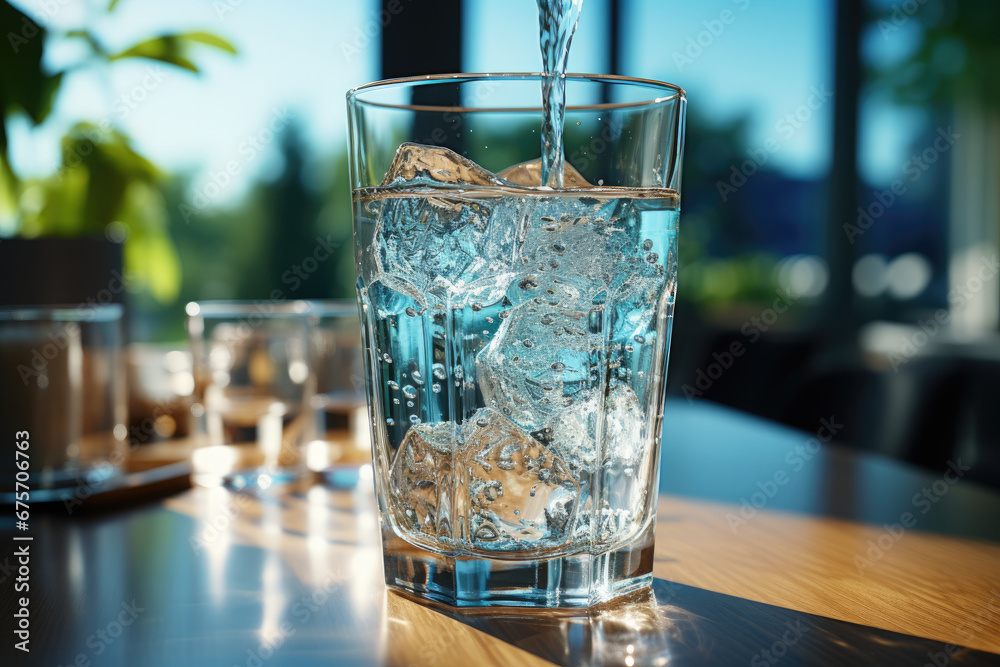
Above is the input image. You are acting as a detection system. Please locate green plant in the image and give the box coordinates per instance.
[867,0,1000,109]
[0,0,235,302]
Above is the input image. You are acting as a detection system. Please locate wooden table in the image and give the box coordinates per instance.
[4,400,1000,666]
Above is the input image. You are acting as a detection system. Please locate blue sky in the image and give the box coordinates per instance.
[7,0,917,202]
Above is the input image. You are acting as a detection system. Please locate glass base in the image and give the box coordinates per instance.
[381,521,656,608]
[0,462,122,495]
[222,467,304,490]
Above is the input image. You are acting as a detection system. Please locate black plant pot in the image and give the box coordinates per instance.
[0,237,125,308]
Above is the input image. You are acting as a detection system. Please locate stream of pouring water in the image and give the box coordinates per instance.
[537,0,584,189]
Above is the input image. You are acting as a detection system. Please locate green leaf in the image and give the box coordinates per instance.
[65,30,108,57]
[108,0,122,11]
[120,182,180,302]
[108,31,237,73]
[125,228,181,302]
[0,2,63,134]
[176,31,237,55]
[109,36,200,72]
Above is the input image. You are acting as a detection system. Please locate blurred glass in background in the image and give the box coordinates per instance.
[0,304,126,492]
[186,301,313,489]
[305,300,371,487]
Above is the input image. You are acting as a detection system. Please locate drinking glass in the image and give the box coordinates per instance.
[0,304,127,493]
[305,299,371,486]
[348,73,685,607]
[186,300,313,489]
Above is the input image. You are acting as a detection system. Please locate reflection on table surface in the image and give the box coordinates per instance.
[7,400,1000,666]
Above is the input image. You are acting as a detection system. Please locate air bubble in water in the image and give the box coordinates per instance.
[432,363,447,380]
[409,415,420,424]
[403,385,417,399]
[431,383,441,393]
[386,418,395,426]
[388,380,399,390]
[405,307,417,317]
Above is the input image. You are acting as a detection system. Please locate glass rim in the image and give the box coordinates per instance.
[0,303,123,322]
[347,72,686,113]
[185,300,311,319]
[307,299,359,318]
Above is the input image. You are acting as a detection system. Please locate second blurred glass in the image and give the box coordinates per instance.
[187,301,313,488]
[305,300,371,486]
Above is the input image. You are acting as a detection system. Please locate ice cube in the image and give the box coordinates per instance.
[381,142,505,187]
[459,408,579,550]
[540,383,645,481]
[503,268,605,310]
[596,384,652,545]
[388,421,459,543]
[498,158,593,188]
[476,298,602,431]
[373,192,528,302]
[372,151,534,302]
[546,390,600,473]
[604,384,645,466]
[516,195,638,287]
